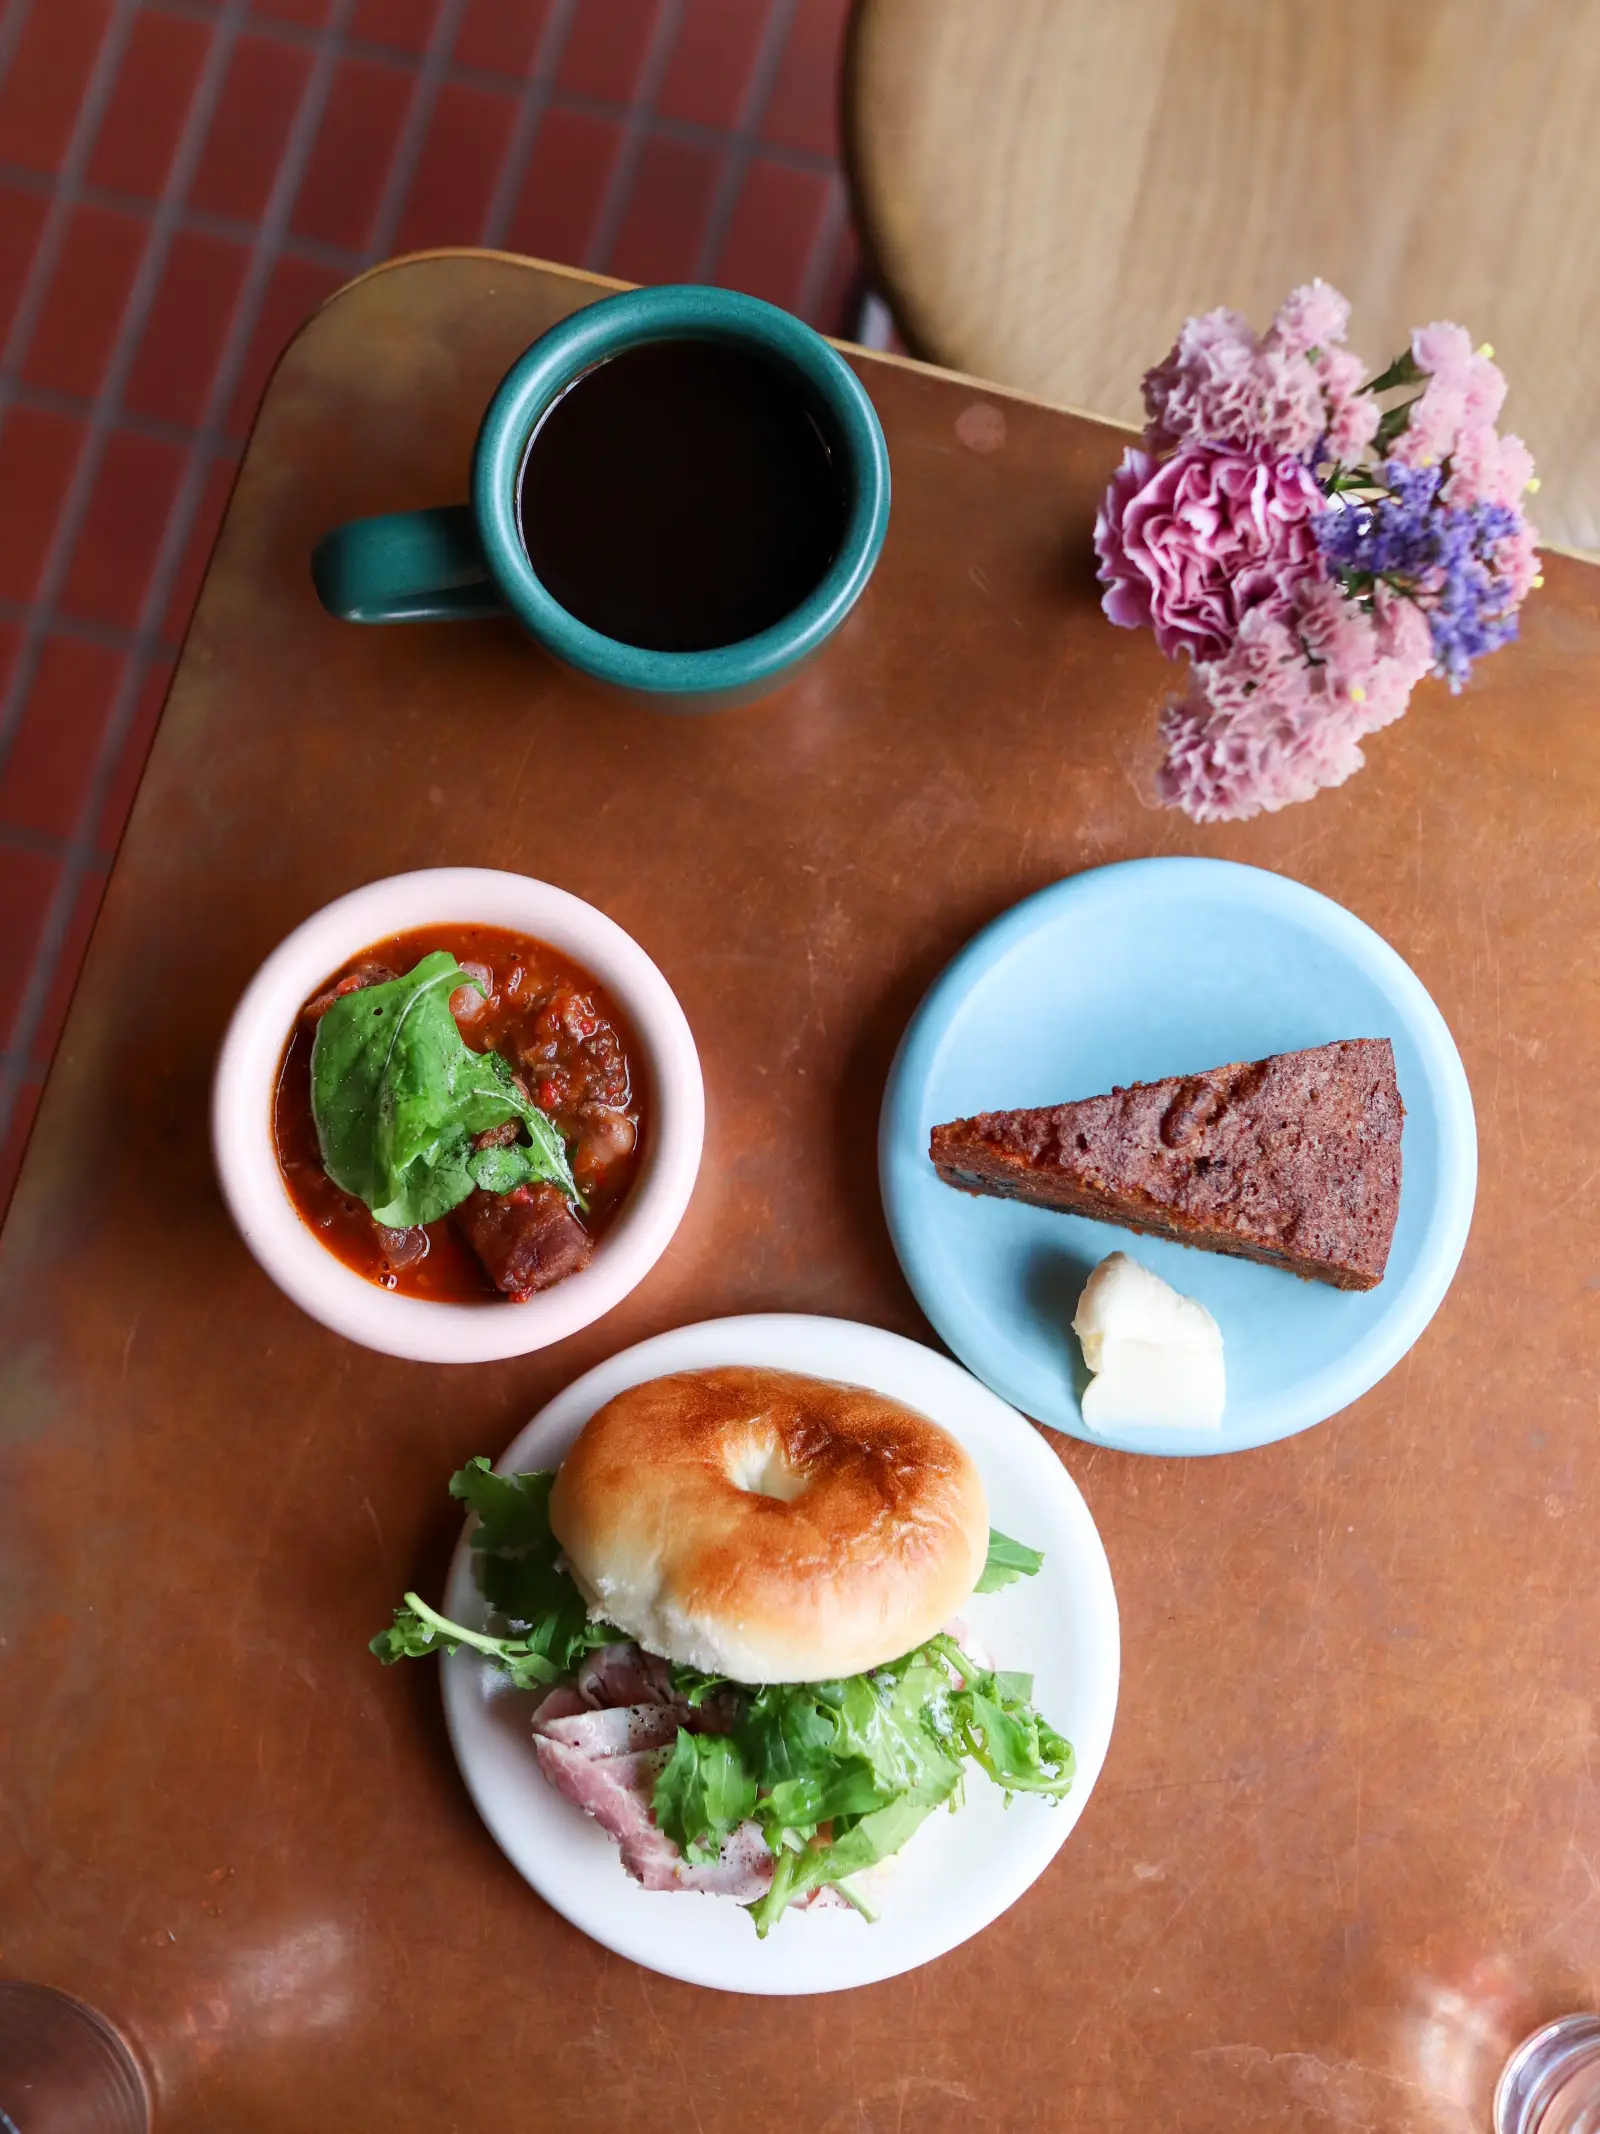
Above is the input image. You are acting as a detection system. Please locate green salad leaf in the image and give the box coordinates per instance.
[975,1527,1046,1593]
[372,1462,1074,1938]
[310,951,578,1228]
[655,1733,759,1864]
[370,1460,621,1685]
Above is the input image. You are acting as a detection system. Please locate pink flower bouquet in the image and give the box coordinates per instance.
[1094,283,1541,821]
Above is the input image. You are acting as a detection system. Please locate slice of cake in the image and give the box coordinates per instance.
[929,1038,1402,1291]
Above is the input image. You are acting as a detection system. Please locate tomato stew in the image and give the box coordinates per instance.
[273,924,646,1303]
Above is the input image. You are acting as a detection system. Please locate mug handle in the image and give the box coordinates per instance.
[310,505,508,623]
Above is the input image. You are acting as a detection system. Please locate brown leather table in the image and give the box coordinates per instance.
[3,253,1598,2134]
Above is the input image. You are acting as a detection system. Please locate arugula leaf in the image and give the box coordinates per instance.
[746,1792,944,1938]
[974,1528,1045,1593]
[654,1732,758,1864]
[310,952,577,1228]
[372,1462,618,1688]
[369,1591,565,1689]
[929,1635,1075,1798]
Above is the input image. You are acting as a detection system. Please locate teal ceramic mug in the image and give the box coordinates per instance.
[311,285,891,712]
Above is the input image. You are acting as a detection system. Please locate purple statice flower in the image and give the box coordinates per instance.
[1315,461,1522,691]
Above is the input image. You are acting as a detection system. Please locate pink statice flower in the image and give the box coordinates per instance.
[1446,424,1535,509]
[1094,443,1324,661]
[1411,320,1473,378]
[1391,320,1510,470]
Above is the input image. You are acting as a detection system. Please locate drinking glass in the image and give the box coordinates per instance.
[0,1983,149,2133]
[1496,2014,1600,2134]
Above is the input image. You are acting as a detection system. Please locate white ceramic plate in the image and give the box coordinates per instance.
[440,1314,1121,1994]
[211,868,703,1362]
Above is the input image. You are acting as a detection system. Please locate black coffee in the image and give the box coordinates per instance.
[516,338,849,653]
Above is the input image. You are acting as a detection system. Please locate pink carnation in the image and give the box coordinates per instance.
[1317,346,1381,460]
[1141,281,1371,462]
[1142,307,1258,450]
[1155,578,1434,823]
[1270,279,1351,357]
[1094,444,1324,662]
[1252,347,1326,458]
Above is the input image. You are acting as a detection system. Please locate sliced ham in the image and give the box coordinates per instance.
[531,1639,779,1902]
[528,1685,592,1728]
[576,1642,681,1710]
[533,1735,773,1898]
[536,1703,683,1757]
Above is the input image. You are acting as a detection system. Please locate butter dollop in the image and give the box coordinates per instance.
[1071,1251,1225,1433]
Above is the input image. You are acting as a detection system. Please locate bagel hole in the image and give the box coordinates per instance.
[725,1433,809,1503]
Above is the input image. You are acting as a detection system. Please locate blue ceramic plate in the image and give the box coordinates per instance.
[879,859,1476,1456]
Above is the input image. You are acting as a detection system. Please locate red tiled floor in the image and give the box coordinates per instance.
[349,0,442,55]
[0,619,21,698]
[0,635,125,840]
[124,228,252,428]
[0,0,868,1210]
[0,843,59,1046]
[0,403,87,603]
[762,0,850,158]
[253,0,339,27]
[0,0,113,175]
[58,428,189,630]
[189,34,314,223]
[84,8,213,201]
[504,107,624,266]
[714,158,834,312]
[556,0,665,103]
[393,80,518,255]
[19,201,147,401]
[657,0,775,128]
[608,134,723,286]
[291,55,417,252]
[454,0,551,77]
[0,183,48,346]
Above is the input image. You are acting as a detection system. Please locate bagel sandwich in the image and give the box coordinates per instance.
[373,1366,1074,1935]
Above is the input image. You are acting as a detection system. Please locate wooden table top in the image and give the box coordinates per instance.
[3,252,1599,2134]
[845,0,1600,554]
